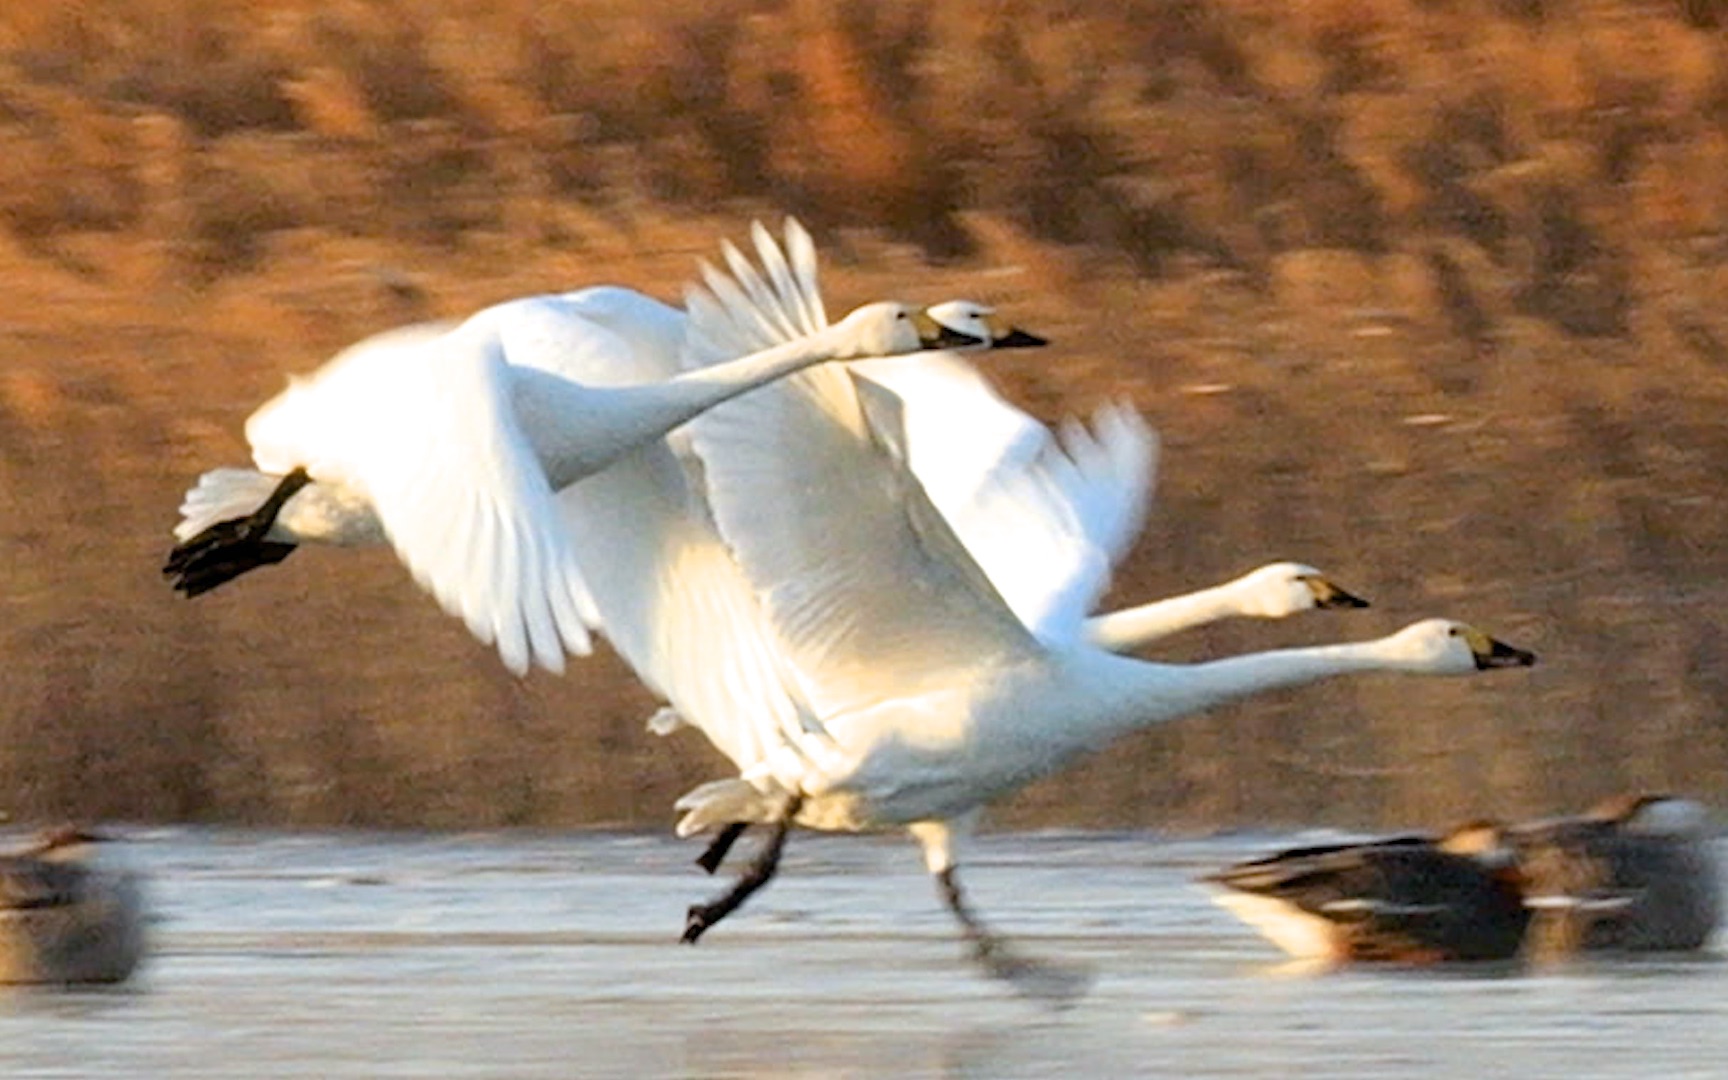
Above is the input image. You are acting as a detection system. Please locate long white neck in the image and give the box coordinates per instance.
[1085,582,1253,652]
[513,327,860,489]
[1054,637,1453,753]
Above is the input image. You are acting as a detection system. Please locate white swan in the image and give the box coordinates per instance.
[1085,561,1369,650]
[169,223,1361,680]
[0,827,147,985]
[854,301,1368,649]
[665,265,1536,993]
[164,248,982,675]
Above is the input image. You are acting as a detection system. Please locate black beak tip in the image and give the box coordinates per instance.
[1477,643,1537,670]
[932,326,986,350]
[1310,582,1370,610]
[992,327,1048,349]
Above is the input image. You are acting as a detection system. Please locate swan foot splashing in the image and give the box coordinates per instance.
[682,794,802,944]
[938,868,1095,1007]
[163,467,312,596]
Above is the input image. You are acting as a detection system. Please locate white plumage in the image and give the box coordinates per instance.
[166,251,973,674]
[660,233,1535,991]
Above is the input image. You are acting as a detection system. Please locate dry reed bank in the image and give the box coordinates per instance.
[2,0,1728,830]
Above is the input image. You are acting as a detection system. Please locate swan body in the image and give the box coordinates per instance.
[677,619,1537,834]
[165,230,978,674]
[0,827,147,985]
[666,251,1534,986]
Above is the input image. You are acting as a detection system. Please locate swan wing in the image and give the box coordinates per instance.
[257,321,595,675]
[848,353,1158,642]
[964,402,1157,643]
[508,287,690,384]
[680,219,830,369]
[688,359,1041,720]
[528,293,820,772]
[557,449,820,771]
[846,350,1051,507]
[676,219,1159,641]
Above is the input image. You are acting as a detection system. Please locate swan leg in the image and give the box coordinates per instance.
[936,866,1095,1007]
[695,822,749,874]
[164,467,312,596]
[682,794,801,943]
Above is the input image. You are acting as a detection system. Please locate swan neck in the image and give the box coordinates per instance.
[1085,584,1244,652]
[668,324,856,397]
[520,328,855,489]
[1071,639,1401,746]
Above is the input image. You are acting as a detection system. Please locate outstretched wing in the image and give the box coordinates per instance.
[687,356,1041,723]
[856,380,1158,645]
[246,316,594,674]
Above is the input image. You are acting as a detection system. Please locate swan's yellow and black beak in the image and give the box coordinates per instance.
[1299,574,1370,610]
[1463,626,1537,670]
[982,311,1048,349]
[911,309,985,351]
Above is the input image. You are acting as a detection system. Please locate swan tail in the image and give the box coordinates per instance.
[673,778,788,838]
[163,469,311,597]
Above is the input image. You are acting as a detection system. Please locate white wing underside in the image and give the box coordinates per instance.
[854,372,1158,646]
[687,358,1043,723]
[681,221,1157,655]
[245,318,594,675]
[535,268,824,771]
[564,219,1153,779]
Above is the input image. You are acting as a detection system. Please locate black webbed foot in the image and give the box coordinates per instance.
[163,468,311,596]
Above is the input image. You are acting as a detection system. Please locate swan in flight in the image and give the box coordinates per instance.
[0,827,147,984]
[852,300,1367,649]
[163,235,983,675]
[168,221,1361,680]
[665,263,1536,996]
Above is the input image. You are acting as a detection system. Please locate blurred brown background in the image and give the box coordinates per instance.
[2,0,1726,831]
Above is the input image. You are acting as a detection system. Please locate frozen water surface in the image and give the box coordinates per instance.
[1,829,1723,1078]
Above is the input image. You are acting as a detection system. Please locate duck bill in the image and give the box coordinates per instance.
[1473,636,1537,670]
[1303,576,1370,610]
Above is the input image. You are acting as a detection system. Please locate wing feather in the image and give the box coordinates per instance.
[686,361,1040,721]
[280,324,594,674]
[779,218,828,332]
[722,239,801,341]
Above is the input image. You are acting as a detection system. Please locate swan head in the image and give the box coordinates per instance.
[832,302,987,358]
[925,300,1049,349]
[1383,619,1537,673]
[1234,562,1370,618]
